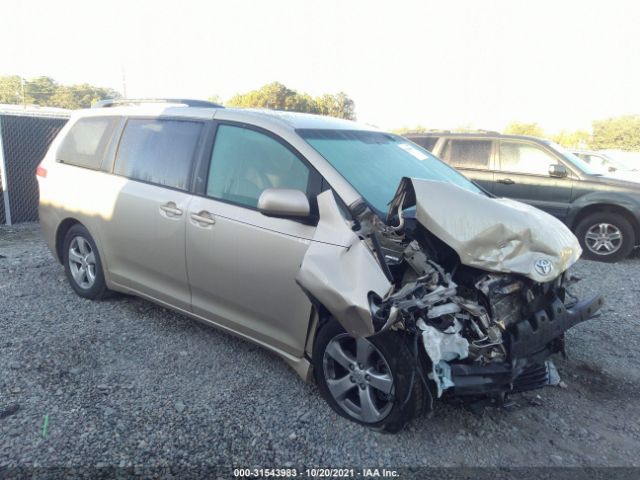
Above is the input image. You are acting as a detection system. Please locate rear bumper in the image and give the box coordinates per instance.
[449,293,604,396]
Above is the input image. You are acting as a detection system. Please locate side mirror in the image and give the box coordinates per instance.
[608,166,617,173]
[258,188,310,218]
[549,164,568,178]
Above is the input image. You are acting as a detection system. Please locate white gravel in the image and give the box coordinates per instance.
[1,223,639,470]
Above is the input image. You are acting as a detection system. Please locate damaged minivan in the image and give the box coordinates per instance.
[38,99,603,432]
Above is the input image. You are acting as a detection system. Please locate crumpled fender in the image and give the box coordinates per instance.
[296,190,392,337]
[388,177,582,282]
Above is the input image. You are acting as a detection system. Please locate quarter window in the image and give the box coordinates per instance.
[408,136,438,152]
[499,142,557,176]
[207,125,311,208]
[57,117,115,169]
[439,139,492,169]
[114,119,203,190]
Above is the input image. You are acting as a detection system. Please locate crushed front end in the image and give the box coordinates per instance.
[370,258,603,398]
[298,177,604,402]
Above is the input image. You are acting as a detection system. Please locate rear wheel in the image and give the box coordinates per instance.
[63,224,110,299]
[313,318,426,432]
[575,212,635,262]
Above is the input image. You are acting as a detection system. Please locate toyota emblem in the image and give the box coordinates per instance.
[534,258,553,277]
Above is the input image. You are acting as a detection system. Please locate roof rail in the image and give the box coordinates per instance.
[92,98,224,109]
[474,129,500,134]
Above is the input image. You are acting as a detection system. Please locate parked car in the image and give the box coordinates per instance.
[572,150,640,179]
[406,132,640,262]
[38,100,602,432]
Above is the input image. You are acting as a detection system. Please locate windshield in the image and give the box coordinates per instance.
[601,151,639,171]
[298,129,484,215]
[546,141,601,175]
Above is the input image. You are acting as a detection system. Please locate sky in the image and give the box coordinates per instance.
[2,0,639,132]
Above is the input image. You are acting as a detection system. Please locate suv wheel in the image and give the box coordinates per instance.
[313,318,425,433]
[63,224,110,299]
[575,212,635,262]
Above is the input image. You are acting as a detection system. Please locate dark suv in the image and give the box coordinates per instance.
[405,132,640,262]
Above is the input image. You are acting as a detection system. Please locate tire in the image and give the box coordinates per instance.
[575,212,635,263]
[313,318,426,433]
[62,224,110,299]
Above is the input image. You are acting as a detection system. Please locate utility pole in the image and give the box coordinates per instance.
[122,66,127,98]
[20,77,26,108]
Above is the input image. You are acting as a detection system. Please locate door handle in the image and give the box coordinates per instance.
[497,178,515,185]
[160,202,183,217]
[190,210,216,226]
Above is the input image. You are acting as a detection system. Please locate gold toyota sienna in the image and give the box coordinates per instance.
[37,99,603,432]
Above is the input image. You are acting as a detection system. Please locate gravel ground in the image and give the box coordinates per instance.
[1,223,640,471]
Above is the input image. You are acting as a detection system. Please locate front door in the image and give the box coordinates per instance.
[493,140,574,220]
[186,123,321,357]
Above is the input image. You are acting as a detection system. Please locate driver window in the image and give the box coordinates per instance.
[498,141,557,176]
[207,124,311,208]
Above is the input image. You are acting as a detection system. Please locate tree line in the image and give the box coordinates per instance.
[3,75,639,150]
[397,118,640,151]
[0,75,121,110]
[218,82,356,120]
[502,120,640,151]
[0,76,357,120]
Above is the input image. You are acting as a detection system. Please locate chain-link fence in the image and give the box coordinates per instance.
[0,108,70,225]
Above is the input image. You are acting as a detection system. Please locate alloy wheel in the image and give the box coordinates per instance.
[323,334,395,423]
[68,236,97,289]
[584,222,623,255]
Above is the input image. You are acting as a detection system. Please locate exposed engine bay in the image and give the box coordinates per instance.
[297,177,604,399]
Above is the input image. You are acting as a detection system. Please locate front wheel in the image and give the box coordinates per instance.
[575,212,635,262]
[313,318,426,433]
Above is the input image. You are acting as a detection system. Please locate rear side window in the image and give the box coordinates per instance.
[114,119,203,190]
[408,136,438,151]
[439,139,492,169]
[206,124,311,208]
[57,117,115,169]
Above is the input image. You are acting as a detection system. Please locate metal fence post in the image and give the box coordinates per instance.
[0,116,12,225]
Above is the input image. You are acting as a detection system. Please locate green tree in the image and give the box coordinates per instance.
[504,121,545,137]
[47,84,119,109]
[591,115,640,151]
[226,82,356,120]
[0,75,23,104]
[313,92,355,120]
[24,76,58,105]
[0,74,119,108]
[227,82,297,110]
[551,129,591,149]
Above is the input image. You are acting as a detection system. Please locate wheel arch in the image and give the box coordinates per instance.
[303,300,333,363]
[571,204,640,245]
[54,218,82,264]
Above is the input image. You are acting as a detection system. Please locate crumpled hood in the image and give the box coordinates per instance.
[387,177,582,282]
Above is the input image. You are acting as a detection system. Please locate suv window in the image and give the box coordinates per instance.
[57,117,115,169]
[498,141,557,176]
[439,139,492,169]
[114,119,203,190]
[408,136,438,152]
[207,124,311,209]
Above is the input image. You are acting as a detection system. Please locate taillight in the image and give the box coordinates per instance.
[36,165,47,178]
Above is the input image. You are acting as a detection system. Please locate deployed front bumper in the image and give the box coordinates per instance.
[449,293,604,396]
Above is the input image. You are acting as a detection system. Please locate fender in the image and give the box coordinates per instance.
[566,189,640,231]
